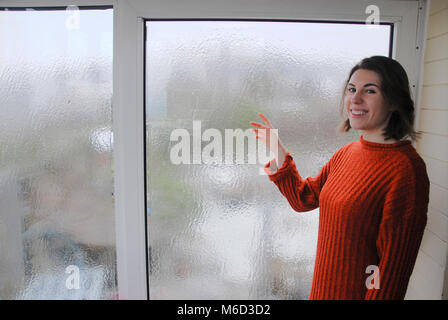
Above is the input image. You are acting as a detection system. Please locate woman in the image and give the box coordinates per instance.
[250,56,429,300]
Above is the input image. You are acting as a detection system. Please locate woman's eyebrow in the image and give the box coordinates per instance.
[347,82,380,88]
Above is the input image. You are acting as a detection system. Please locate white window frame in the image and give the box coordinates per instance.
[0,0,429,300]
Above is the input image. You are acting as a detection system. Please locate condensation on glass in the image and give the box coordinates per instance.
[0,8,116,299]
[145,20,390,299]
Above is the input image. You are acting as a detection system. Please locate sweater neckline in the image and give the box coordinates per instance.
[360,135,411,150]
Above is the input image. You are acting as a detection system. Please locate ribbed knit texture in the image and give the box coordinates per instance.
[265,136,429,300]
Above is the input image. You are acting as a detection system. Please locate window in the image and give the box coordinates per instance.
[0,0,426,300]
[0,7,115,299]
[145,20,391,299]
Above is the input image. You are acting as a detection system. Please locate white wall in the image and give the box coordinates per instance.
[405,0,448,300]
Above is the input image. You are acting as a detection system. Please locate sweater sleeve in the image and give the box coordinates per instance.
[364,160,429,300]
[265,152,331,212]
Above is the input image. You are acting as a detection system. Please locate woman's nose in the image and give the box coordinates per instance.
[351,91,363,104]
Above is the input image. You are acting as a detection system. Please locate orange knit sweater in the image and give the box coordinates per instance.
[265,136,429,300]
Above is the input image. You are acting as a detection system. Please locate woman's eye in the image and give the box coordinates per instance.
[366,89,376,94]
[347,87,356,93]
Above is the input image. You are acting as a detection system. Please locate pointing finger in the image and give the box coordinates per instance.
[258,113,273,128]
[250,122,266,129]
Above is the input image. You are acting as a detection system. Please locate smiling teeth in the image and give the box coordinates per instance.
[351,110,367,115]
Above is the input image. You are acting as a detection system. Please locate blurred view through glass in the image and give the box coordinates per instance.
[0,8,116,299]
[145,20,391,299]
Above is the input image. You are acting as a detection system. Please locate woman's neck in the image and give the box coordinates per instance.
[361,130,398,144]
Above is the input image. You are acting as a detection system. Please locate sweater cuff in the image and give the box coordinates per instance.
[265,152,295,182]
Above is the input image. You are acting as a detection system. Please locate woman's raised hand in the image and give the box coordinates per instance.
[250,113,287,172]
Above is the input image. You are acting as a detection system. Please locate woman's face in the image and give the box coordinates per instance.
[344,69,392,138]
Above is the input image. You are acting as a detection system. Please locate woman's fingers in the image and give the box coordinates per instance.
[251,114,275,145]
[249,121,266,129]
[250,123,272,135]
[251,114,282,159]
[250,113,273,129]
[251,128,268,135]
[258,113,273,128]
[251,128,267,140]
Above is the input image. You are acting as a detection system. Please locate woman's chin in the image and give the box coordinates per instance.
[348,121,363,131]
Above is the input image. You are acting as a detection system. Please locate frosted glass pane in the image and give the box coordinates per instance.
[0,9,116,299]
[145,21,390,299]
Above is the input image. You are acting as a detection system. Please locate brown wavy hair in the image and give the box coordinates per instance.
[339,56,418,141]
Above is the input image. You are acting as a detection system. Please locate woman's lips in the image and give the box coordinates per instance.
[350,108,368,118]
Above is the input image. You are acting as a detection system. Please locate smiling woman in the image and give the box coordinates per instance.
[251,56,430,300]
[344,69,395,143]
[340,56,418,143]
